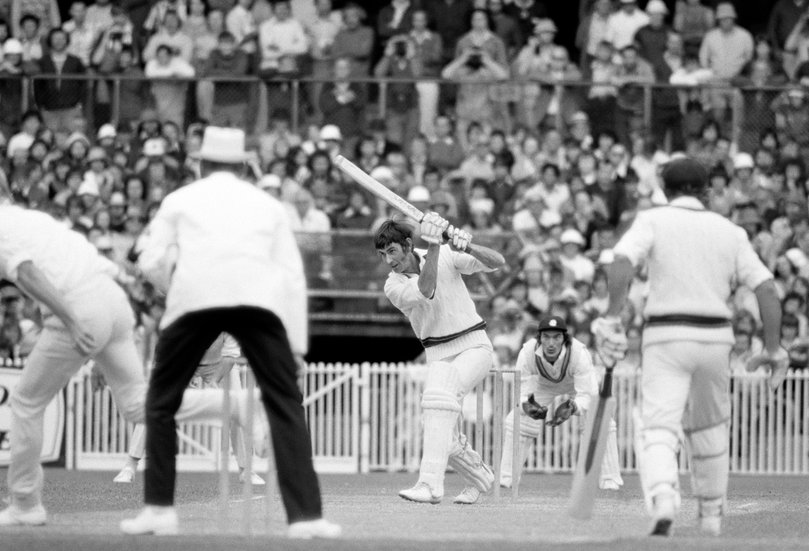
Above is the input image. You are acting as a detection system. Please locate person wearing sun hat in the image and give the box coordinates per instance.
[126,127,340,539]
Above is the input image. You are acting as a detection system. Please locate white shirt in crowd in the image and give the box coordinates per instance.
[258,16,309,71]
[613,196,773,346]
[138,171,308,355]
[604,8,650,51]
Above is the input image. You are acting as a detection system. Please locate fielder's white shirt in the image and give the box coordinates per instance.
[0,205,119,298]
[138,172,308,355]
[613,196,773,345]
[384,245,495,362]
[517,337,597,413]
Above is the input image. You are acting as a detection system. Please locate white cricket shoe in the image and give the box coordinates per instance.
[398,482,441,504]
[599,479,621,491]
[236,391,270,458]
[650,494,677,537]
[0,504,47,526]
[239,470,266,486]
[287,518,342,539]
[114,466,136,484]
[453,487,481,504]
[120,506,178,535]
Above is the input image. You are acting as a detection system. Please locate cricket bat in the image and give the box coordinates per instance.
[567,358,616,520]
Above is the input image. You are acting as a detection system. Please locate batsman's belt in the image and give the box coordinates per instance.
[421,321,487,348]
[645,315,731,328]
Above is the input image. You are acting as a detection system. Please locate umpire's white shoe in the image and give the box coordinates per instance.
[452,487,481,505]
[0,504,47,526]
[236,392,271,458]
[287,518,342,539]
[120,506,178,535]
[649,494,677,537]
[399,482,441,504]
[238,470,266,486]
[114,466,136,484]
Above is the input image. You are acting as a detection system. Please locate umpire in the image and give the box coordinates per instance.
[121,127,341,539]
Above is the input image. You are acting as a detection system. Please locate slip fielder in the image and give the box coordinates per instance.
[594,157,787,537]
[374,214,505,504]
[499,315,623,491]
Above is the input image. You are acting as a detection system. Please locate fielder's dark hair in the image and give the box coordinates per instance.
[661,157,709,199]
[374,220,412,250]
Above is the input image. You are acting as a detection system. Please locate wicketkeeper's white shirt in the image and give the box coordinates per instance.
[517,337,597,412]
[613,196,773,345]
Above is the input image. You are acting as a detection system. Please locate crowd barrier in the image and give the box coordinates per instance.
[60,362,809,476]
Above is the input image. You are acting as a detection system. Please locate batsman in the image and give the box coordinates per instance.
[499,315,623,491]
[374,214,505,505]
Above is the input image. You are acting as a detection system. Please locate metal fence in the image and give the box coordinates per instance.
[64,362,809,476]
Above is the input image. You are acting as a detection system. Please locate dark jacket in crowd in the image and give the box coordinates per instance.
[33,54,87,110]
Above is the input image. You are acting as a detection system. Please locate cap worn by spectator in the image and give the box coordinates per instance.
[645,0,668,15]
[407,185,430,203]
[523,187,544,203]
[537,315,567,333]
[715,2,736,20]
[95,235,114,252]
[77,177,100,197]
[97,124,117,141]
[788,86,805,98]
[320,124,343,142]
[65,132,90,150]
[4,38,23,55]
[258,174,282,190]
[109,193,126,207]
[469,197,494,216]
[87,146,108,164]
[733,152,754,170]
[560,228,586,247]
[369,165,395,183]
[539,209,562,228]
[143,137,167,157]
[7,134,33,157]
[534,18,557,34]
[569,111,589,125]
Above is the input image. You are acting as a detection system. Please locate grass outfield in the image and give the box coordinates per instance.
[0,469,807,550]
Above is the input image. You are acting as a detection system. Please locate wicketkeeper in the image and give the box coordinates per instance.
[499,315,623,490]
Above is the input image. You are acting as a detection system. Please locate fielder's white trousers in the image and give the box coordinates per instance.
[638,340,732,512]
[8,277,235,509]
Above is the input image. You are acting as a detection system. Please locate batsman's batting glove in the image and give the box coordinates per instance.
[746,346,790,391]
[591,315,628,362]
[419,212,449,245]
[521,394,548,420]
[546,399,578,426]
[446,225,472,252]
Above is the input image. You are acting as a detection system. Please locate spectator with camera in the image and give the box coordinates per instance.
[63,1,98,67]
[11,0,60,39]
[374,34,421,148]
[455,9,508,66]
[143,10,194,63]
[319,57,366,154]
[426,0,474,65]
[605,0,649,52]
[143,0,187,36]
[376,0,416,52]
[225,0,257,54]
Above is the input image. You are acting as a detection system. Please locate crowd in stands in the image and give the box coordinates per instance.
[1,0,809,375]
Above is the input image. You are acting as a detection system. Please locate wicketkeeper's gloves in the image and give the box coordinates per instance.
[546,399,578,426]
[521,394,548,420]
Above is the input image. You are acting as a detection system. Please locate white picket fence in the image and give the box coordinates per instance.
[64,364,809,475]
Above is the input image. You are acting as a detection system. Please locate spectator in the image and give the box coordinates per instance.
[319,57,366,154]
[191,9,226,121]
[334,188,375,229]
[19,14,44,66]
[768,0,809,60]
[113,46,150,128]
[203,31,250,128]
[459,134,495,184]
[226,0,258,54]
[86,0,114,31]
[257,0,308,75]
[673,0,715,56]
[10,0,59,39]
[426,0,474,64]
[773,86,809,156]
[408,9,443,138]
[183,0,209,40]
[284,187,334,295]
[427,115,465,175]
[373,35,421,148]
[532,162,571,215]
[90,6,135,71]
[376,0,416,51]
[441,45,509,148]
[633,0,670,69]
[32,28,86,134]
[143,0,188,36]
[699,3,754,128]
[306,0,343,122]
[604,0,649,52]
[142,10,194,63]
[144,43,195,128]
[575,0,614,71]
[585,39,619,138]
[331,2,373,78]
[612,43,655,145]
[455,9,508,67]
[734,57,788,154]
[488,0,522,61]
[650,31,687,151]
[558,228,595,284]
[782,11,809,78]
[0,39,26,137]
[62,1,98,67]
[503,0,547,48]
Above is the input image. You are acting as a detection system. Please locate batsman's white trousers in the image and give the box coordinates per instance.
[8,276,236,509]
[638,340,732,513]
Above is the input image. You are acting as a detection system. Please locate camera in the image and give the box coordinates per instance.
[394,40,408,58]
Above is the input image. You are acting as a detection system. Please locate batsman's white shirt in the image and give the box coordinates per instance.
[516,337,597,412]
[0,205,119,294]
[613,196,772,344]
[138,171,308,355]
[384,246,495,362]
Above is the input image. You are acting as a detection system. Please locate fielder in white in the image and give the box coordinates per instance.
[594,157,787,537]
[374,214,505,504]
[499,315,623,491]
[0,202,260,527]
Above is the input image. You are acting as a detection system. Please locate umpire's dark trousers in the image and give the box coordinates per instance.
[143,306,322,523]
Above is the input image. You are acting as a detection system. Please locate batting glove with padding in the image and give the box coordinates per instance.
[419,212,449,245]
[521,394,548,420]
[746,346,790,391]
[591,316,628,362]
[446,225,472,252]
[546,399,578,426]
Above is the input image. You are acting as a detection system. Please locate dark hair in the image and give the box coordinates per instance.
[307,149,332,172]
[218,30,236,42]
[784,291,805,306]
[47,27,70,48]
[541,162,560,177]
[782,313,800,328]
[373,220,412,250]
[19,14,40,27]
